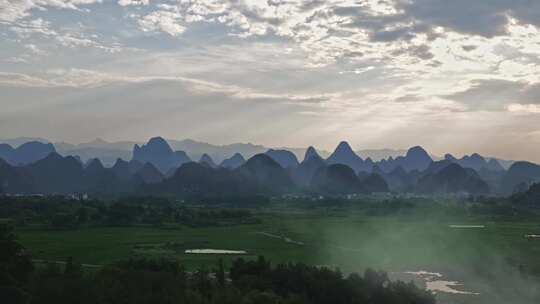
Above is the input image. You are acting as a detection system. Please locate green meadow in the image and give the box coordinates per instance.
[13,202,540,304]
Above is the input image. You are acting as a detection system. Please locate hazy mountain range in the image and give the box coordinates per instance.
[0,137,410,165]
[1,136,539,197]
[0,137,515,168]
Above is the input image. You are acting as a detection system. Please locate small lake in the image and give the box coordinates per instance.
[184,249,247,254]
[448,225,485,229]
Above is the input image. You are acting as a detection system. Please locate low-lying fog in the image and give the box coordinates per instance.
[301,217,540,304]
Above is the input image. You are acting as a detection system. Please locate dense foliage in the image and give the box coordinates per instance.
[511,182,540,206]
[0,196,259,229]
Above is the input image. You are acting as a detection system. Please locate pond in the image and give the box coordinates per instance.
[403,271,480,295]
[448,225,485,229]
[184,249,247,254]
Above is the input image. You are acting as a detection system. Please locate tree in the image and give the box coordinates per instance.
[64,257,82,277]
[215,259,225,287]
[0,224,34,286]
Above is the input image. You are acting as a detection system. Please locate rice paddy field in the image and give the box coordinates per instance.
[14,203,540,304]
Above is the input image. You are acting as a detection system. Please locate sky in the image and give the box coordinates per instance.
[1,0,540,162]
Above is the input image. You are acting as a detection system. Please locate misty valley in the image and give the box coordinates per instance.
[2,138,540,304]
[4,1,540,303]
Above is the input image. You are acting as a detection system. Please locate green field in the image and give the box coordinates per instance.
[14,205,540,304]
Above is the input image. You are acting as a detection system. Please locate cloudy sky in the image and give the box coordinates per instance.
[1,0,540,162]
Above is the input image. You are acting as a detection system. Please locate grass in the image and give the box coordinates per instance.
[15,209,540,271]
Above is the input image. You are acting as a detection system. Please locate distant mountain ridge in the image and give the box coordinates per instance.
[501,161,540,194]
[199,154,218,168]
[265,149,299,168]
[416,163,490,195]
[0,146,535,197]
[220,153,246,169]
[1,136,536,197]
[445,153,504,172]
[0,141,56,165]
[132,137,191,173]
[0,137,518,169]
[327,141,367,172]
[326,143,432,174]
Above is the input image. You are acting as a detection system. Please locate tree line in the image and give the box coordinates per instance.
[0,196,260,230]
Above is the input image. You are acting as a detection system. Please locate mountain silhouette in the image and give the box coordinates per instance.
[265,149,299,168]
[156,162,248,196]
[13,141,56,165]
[359,173,389,193]
[127,160,144,174]
[374,146,432,173]
[173,150,191,164]
[326,141,365,173]
[26,152,84,194]
[166,139,267,163]
[423,160,454,174]
[0,144,14,163]
[236,154,294,193]
[84,158,105,173]
[303,146,321,162]
[377,166,414,192]
[416,163,489,195]
[132,137,191,173]
[111,158,132,180]
[292,152,326,187]
[0,159,35,194]
[311,164,361,194]
[512,182,540,205]
[486,158,505,171]
[82,158,124,193]
[457,153,486,171]
[3,138,530,196]
[445,153,505,172]
[399,146,432,171]
[501,161,540,194]
[199,153,217,168]
[220,153,246,169]
[0,141,56,165]
[134,163,164,184]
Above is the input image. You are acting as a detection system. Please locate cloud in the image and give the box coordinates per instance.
[508,104,540,114]
[113,0,540,68]
[24,43,47,55]
[442,79,540,111]
[8,18,56,37]
[4,57,29,63]
[6,17,124,53]
[0,72,52,87]
[117,0,149,6]
[0,0,102,23]
[0,0,33,22]
[393,0,511,38]
[393,94,422,103]
[138,10,186,36]
[0,69,333,105]
[5,1,540,69]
